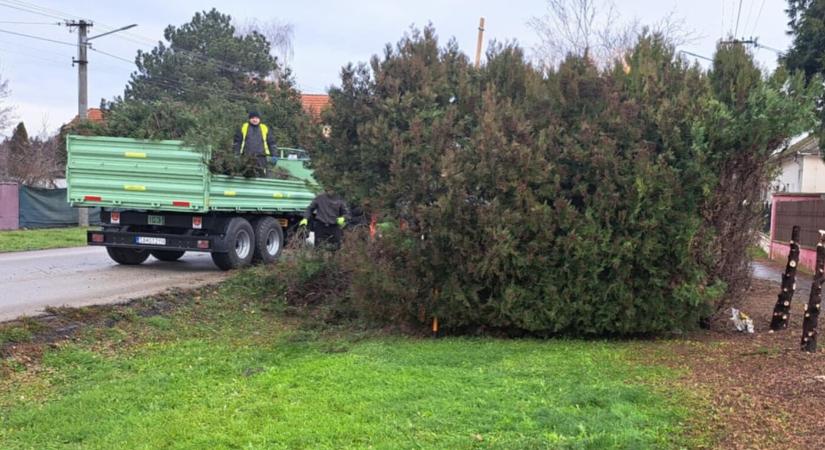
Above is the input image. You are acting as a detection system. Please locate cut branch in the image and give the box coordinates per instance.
[770,225,800,331]
[801,230,825,352]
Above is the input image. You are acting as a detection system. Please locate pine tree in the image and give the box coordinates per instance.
[313,28,821,335]
[7,122,30,181]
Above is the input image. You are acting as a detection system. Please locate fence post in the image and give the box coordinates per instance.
[801,231,825,352]
[770,225,800,331]
[78,208,89,227]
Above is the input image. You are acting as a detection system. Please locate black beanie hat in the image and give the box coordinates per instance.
[248,111,261,119]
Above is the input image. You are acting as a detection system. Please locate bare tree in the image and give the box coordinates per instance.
[5,122,61,187]
[234,18,294,77]
[0,73,13,135]
[529,0,697,70]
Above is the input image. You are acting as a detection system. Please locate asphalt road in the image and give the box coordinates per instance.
[0,246,228,322]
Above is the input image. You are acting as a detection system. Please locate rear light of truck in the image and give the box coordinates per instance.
[84,195,102,202]
[110,212,120,224]
[197,240,210,249]
[91,233,104,243]
[172,201,191,207]
[192,216,203,229]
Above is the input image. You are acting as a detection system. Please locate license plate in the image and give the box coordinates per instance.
[136,237,166,246]
[148,215,165,225]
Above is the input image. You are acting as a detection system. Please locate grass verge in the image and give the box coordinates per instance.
[0,268,709,449]
[0,227,90,253]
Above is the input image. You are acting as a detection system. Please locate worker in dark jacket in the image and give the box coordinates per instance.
[300,189,349,250]
[232,111,278,175]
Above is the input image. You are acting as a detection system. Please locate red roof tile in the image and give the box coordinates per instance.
[69,108,105,125]
[301,94,330,121]
[86,108,104,122]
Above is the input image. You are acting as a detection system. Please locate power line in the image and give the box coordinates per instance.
[742,0,756,38]
[4,0,280,86]
[734,0,744,36]
[0,20,59,25]
[0,43,67,65]
[755,42,784,54]
[88,46,133,64]
[721,0,725,39]
[750,0,768,36]
[0,27,74,47]
[86,47,267,102]
[0,0,79,20]
[0,0,69,21]
[679,50,713,62]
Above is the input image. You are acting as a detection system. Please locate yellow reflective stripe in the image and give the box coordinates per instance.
[240,122,270,156]
[240,122,249,154]
[124,152,146,158]
[124,185,146,191]
[261,123,270,156]
[223,191,236,197]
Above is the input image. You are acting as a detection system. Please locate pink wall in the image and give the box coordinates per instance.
[770,241,817,272]
[0,182,19,230]
[770,193,823,272]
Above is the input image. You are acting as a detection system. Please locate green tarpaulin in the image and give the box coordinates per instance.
[19,186,101,228]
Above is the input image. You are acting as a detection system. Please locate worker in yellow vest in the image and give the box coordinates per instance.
[232,111,278,175]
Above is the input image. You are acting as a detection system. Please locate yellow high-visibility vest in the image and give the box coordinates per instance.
[240,122,271,156]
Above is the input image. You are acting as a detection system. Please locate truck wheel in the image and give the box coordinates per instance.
[106,247,150,265]
[252,217,284,264]
[211,217,255,270]
[151,250,186,262]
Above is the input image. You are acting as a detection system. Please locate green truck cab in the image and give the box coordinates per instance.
[66,135,319,270]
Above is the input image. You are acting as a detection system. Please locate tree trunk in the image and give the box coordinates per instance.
[801,231,825,352]
[770,225,800,331]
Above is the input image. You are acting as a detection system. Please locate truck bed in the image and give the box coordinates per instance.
[66,135,317,214]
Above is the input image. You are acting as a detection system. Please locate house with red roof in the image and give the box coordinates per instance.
[300,94,330,122]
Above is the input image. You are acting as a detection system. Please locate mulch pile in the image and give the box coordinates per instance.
[652,268,825,449]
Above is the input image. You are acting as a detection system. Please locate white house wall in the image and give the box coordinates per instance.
[774,158,802,193]
[801,154,825,192]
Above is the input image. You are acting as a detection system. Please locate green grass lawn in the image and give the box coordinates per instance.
[0,227,89,253]
[0,270,706,449]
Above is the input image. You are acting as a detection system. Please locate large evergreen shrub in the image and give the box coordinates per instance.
[313,27,819,335]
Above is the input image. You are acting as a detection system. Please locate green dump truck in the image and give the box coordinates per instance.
[66,135,319,270]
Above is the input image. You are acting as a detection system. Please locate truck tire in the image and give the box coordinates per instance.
[151,250,186,262]
[252,217,284,264]
[211,217,255,271]
[106,247,150,265]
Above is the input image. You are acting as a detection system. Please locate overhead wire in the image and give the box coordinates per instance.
[750,0,768,36]
[2,0,278,84]
[742,0,757,38]
[0,44,67,65]
[721,0,725,39]
[3,0,294,103]
[0,20,60,25]
[0,27,74,47]
[734,0,744,37]
[0,0,71,20]
[88,46,133,64]
[0,0,77,21]
[88,47,268,102]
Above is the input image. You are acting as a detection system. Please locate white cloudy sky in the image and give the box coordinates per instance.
[0,0,794,136]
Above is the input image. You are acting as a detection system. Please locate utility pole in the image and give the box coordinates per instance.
[65,21,137,119]
[66,20,91,225]
[66,20,90,120]
[474,17,485,68]
[65,20,137,226]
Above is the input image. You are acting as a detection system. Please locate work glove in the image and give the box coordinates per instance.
[269,156,279,165]
[337,216,346,228]
[299,218,308,227]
